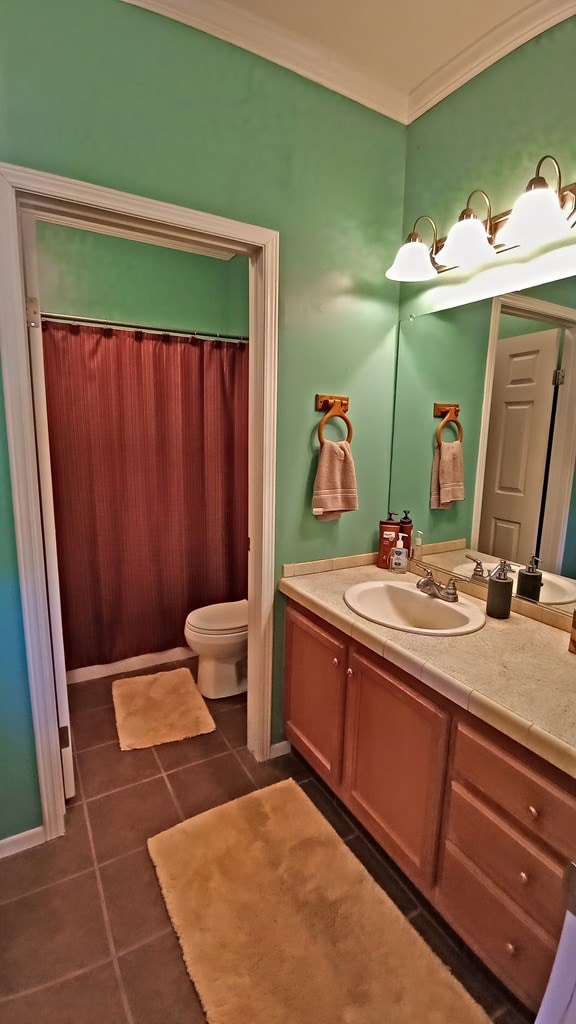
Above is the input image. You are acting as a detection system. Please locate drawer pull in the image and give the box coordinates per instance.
[519,871,529,886]
[332,658,339,666]
[528,805,540,821]
[346,668,353,677]
[505,942,517,957]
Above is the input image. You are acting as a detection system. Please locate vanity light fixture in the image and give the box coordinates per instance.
[496,155,573,250]
[385,216,439,282]
[388,155,576,286]
[436,190,498,270]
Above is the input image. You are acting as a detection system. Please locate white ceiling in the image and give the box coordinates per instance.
[122,0,576,122]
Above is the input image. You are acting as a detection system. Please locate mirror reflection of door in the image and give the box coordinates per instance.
[478,327,560,565]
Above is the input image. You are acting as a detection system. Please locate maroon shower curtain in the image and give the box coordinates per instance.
[42,322,248,669]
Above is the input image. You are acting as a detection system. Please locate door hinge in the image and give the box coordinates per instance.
[552,368,565,386]
[247,537,251,552]
[25,296,40,329]
[59,725,70,750]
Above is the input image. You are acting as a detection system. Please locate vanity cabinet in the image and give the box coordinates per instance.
[342,649,450,887]
[283,600,576,1012]
[284,604,450,888]
[283,606,348,786]
[436,723,575,1010]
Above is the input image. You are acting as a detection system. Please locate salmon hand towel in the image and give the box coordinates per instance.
[431,441,465,510]
[312,440,359,521]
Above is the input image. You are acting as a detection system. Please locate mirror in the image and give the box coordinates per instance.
[390,275,576,615]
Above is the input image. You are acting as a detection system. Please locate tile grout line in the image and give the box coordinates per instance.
[150,747,186,822]
[0,957,113,1005]
[0,865,95,907]
[80,796,135,1024]
[116,925,173,959]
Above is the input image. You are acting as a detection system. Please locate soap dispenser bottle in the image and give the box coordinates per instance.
[516,555,543,602]
[486,559,513,619]
[390,533,409,573]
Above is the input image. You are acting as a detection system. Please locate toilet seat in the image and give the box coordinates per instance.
[185,599,248,635]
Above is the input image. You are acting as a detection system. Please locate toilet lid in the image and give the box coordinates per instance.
[186,599,248,634]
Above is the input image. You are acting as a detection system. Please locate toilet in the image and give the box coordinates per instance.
[184,599,248,699]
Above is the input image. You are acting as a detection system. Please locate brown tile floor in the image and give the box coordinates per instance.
[0,661,536,1023]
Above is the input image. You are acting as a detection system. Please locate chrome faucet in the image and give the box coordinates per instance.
[416,569,459,602]
[465,554,489,579]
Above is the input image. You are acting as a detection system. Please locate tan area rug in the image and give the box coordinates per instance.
[148,778,491,1024]
[112,667,215,750]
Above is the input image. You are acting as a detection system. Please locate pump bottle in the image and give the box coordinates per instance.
[486,559,514,619]
[390,533,409,573]
[516,555,543,602]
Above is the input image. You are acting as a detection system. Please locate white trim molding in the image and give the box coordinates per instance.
[269,740,291,758]
[407,0,576,121]
[0,826,46,860]
[121,0,407,121]
[121,0,576,125]
[0,162,278,842]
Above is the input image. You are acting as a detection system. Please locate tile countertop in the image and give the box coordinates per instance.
[278,564,576,780]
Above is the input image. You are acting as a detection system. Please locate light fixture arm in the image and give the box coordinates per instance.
[410,215,438,254]
[531,154,562,195]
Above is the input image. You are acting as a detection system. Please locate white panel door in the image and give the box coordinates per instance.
[478,329,560,565]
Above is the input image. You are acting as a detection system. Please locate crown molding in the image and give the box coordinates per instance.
[121,0,576,125]
[120,0,409,123]
[408,0,576,121]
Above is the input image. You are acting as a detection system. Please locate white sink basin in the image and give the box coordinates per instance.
[344,580,486,636]
[451,561,576,605]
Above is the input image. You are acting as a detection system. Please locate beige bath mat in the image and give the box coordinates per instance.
[148,779,490,1024]
[112,667,215,750]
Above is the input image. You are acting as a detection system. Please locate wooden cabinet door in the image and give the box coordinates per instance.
[343,649,450,887]
[283,606,348,786]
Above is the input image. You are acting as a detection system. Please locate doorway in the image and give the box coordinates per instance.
[472,292,576,575]
[0,163,279,845]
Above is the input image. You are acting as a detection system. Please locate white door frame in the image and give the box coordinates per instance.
[0,162,279,844]
[472,292,576,572]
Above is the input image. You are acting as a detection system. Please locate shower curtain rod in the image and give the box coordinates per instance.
[41,312,249,343]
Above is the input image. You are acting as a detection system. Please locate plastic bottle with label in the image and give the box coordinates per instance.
[390,533,409,573]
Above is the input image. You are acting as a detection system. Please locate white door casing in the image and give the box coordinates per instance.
[0,163,278,848]
[20,213,75,799]
[478,328,560,564]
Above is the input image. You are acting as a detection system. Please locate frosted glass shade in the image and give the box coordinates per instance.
[497,187,571,249]
[385,240,437,282]
[437,218,497,270]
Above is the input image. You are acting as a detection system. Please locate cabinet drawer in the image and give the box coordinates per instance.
[439,842,557,1011]
[447,782,564,938]
[454,724,576,860]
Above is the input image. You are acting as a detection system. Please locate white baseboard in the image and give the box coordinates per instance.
[67,647,192,684]
[0,825,46,859]
[269,740,291,758]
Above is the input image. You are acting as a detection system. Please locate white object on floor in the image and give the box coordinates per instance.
[67,646,192,684]
[535,863,576,1024]
[184,599,248,699]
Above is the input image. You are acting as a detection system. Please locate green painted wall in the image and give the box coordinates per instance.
[37,223,249,335]
[0,375,42,838]
[390,301,492,545]
[0,0,406,835]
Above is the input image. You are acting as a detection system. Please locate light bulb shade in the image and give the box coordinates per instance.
[385,239,437,282]
[497,187,571,249]
[436,217,497,270]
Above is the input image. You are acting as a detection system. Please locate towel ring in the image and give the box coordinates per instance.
[318,400,353,445]
[436,410,463,447]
